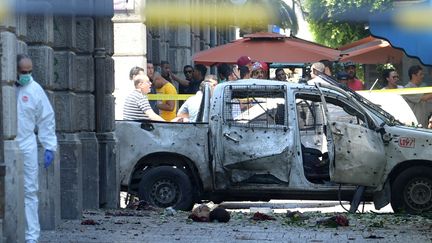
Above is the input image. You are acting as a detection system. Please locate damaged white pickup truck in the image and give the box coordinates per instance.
[116,76,432,213]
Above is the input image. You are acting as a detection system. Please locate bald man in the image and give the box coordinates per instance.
[16,54,57,243]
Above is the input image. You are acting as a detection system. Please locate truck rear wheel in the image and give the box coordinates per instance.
[138,166,193,211]
[391,166,432,214]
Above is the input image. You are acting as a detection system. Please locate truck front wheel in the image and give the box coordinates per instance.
[138,166,193,211]
[391,166,432,214]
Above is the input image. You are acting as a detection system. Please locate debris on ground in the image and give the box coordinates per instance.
[209,207,231,223]
[282,210,310,226]
[316,214,349,227]
[364,234,384,239]
[105,211,140,217]
[126,200,155,211]
[164,207,177,216]
[286,210,309,221]
[251,212,276,221]
[81,219,100,225]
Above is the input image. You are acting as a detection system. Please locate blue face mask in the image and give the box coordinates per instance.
[18,74,32,86]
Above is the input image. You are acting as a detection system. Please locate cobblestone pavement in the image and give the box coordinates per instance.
[40,201,432,243]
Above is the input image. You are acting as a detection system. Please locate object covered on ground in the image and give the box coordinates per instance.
[286,210,309,221]
[209,207,230,223]
[81,219,99,225]
[126,200,155,211]
[188,204,211,222]
[316,214,349,227]
[251,212,276,221]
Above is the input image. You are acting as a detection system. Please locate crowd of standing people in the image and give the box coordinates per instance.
[122,57,432,128]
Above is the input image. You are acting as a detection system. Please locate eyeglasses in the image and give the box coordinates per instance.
[391,76,399,79]
[19,70,32,74]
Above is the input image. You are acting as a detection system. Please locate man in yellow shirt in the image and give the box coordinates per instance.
[147,62,177,121]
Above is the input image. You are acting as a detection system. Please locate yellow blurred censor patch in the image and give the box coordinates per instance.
[143,2,268,27]
[358,87,432,95]
[0,0,10,22]
[394,8,432,29]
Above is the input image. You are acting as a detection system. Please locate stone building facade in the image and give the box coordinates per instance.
[0,0,118,242]
[113,0,237,119]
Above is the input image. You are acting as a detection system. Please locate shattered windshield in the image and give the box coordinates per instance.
[317,74,402,126]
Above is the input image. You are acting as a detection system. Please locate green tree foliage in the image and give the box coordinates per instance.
[304,0,393,48]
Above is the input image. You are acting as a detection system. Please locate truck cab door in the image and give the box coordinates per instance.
[214,84,293,188]
[315,84,386,187]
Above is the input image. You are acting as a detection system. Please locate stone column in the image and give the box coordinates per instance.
[150,26,162,65]
[0,41,4,243]
[1,11,25,242]
[94,5,119,208]
[57,133,82,219]
[37,144,60,229]
[168,0,192,76]
[75,15,99,210]
[79,132,99,209]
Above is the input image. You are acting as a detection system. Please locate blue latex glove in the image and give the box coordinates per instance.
[44,150,54,169]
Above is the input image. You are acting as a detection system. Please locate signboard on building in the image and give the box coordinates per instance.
[114,0,135,11]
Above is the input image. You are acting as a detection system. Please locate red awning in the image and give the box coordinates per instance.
[193,32,341,66]
[339,36,403,64]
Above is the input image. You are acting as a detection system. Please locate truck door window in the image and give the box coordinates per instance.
[223,85,286,127]
[296,93,367,127]
[326,100,367,126]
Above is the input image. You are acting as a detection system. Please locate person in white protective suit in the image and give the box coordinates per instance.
[15,54,57,243]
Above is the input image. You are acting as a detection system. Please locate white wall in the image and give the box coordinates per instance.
[112,0,147,120]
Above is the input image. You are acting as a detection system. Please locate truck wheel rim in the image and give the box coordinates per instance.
[405,178,432,210]
[150,179,179,207]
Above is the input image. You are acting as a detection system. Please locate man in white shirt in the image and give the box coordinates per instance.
[176,76,218,122]
[403,65,432,127]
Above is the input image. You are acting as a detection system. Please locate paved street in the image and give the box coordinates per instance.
[40,200,432,243]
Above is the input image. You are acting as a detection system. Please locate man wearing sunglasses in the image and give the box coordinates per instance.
[177,65,194,94]
[16,54,57,243]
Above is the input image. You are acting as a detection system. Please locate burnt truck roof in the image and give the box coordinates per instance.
[212,76,402,126]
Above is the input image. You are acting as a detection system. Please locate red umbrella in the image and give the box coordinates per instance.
[193,32,341,66]
[339,36,403,64]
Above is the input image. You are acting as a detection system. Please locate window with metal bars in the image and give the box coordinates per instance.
[222,85,287,128]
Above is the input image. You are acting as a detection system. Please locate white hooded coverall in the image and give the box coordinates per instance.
[16,77,57,242]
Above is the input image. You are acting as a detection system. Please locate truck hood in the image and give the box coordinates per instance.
[385,125,432,160]
[390,125,432,136]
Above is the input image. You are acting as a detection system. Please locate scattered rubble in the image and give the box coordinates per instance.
[81,219,100,225]
[164,207,177,216]
[316,214,349,227]
[251,212,276,221]
[126,200,156,211]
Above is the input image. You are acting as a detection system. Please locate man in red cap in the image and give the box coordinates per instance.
[251,61,265,79]
[236,56,254,80]
[237,55,252,67]
[259,61,269,79]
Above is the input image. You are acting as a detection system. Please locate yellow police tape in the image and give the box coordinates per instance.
[147,94,194,101]
[358,87,432,95]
